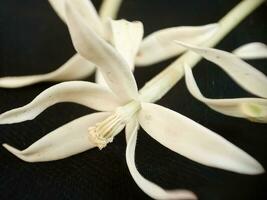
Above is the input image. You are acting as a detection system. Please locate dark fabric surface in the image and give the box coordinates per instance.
[0,0,266,199]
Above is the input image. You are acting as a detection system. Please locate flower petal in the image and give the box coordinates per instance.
[0,81,123,124]
[135,24,218,66]
[95,70,109,88]
[125,117,138,143]
[48,0,66,23]
[125,119,197,200]
[233,42,267,59]
[95,19,143,89]
[184,64,267,123]
[176,42,267,98]
[138,103,265,175]
[108,19,144,69]
[65,1,139,101]
[0,54,95,88]
[3,112,109,162]
[48,0,103,35]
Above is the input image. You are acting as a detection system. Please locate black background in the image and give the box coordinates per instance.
[0,0,266,199]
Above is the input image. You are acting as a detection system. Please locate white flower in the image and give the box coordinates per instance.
[0,1,264,199]
[0,0,218,88]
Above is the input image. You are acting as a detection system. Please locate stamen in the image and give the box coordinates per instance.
[89,101,141,149]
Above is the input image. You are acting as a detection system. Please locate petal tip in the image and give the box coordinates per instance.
[251,162,265,175]
[171,189,198,200]
[240,157,265,175]
[2,143,30,162]
[3,143,24,157]
[3,143,20,154]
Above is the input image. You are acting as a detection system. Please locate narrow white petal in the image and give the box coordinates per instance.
[95,70,109,88]
[136,24,218,66]
[95,20,143,88]
[48,0,103,35]
[184,64,267,123]
[233,42,267,59]
[48,0,66,23]
[0,81,123,124]
[138,103,265,175]
[3,112,109,162]
[108,19,144,69]
[125,117,138,143]
[0,54,95,88]
[125,120,197,200]
[176,42,267,98]
[65,1,139,101]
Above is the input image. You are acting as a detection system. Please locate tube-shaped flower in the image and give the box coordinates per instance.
[0,0,218,88]
[0,1,264,199]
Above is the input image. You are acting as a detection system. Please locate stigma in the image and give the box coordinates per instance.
[89,101,140,149]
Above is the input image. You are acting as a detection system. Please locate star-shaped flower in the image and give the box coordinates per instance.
[0,1,264,199]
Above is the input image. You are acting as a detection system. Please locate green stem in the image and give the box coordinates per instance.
[99,0,123,19]
[139,0,265,103]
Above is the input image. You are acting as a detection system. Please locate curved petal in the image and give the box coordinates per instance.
[125,116,138,143]
[138,103,265,175]
[0,54,95,88]
[3,112,109,162]
[176,42,267,98]
[108,19,144,69]
[184,64,267,123]
[233,42,267,60]
[135,24,218,66]
[0,81,123,124]
[65,1,139,101]
[95,19,143,88]
[48,0,103,35]
[95,70,109,88]
[125,119,197,200]
[48,0,66,23]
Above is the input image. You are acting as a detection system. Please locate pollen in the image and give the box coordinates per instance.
[89,113,125,149]
[88,101,141,149]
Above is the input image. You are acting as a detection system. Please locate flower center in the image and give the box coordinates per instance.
[89,101,141,149]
